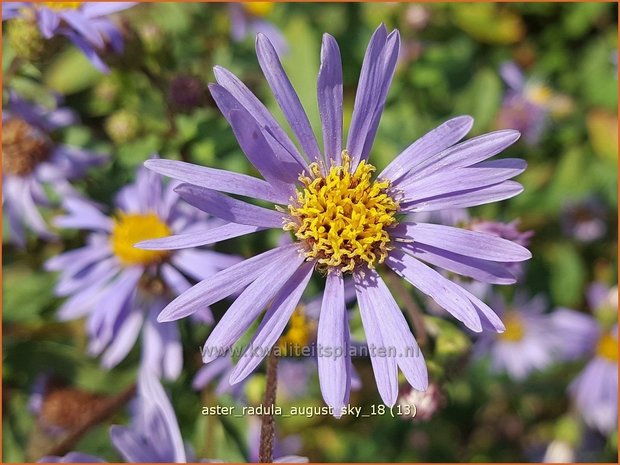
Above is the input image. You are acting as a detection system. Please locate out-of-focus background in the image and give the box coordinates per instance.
[2,2,618,463]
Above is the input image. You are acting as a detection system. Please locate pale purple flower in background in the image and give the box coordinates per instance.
[247,417,307,463]
[2,91,106,247]
[473,293,568,380]
[2,2,135,72]
[560,197,608,243]
[40,370,191,463]
[497,61,553,145]
[140,25,530,412]
[45,162,240,380]
[229,2,288,55]
[553,283,618,434]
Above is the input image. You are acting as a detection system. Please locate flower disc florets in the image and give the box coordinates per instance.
[110,212,172,266]
[2,118,53,176]
[285,151,399,273]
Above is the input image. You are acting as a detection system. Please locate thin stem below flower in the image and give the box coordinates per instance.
[258,351,279,463]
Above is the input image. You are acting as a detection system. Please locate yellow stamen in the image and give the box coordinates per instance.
[596,332,618,362]
[110,212,172,267]
[284,151,399,273]
[278,306,315,356]
[41,2,82,11]
[499,311,525,342]
[242,2,274,17]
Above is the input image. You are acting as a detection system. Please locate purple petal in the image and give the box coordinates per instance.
[62,30,109,73]
[157,244,300,323]
[347,25,400,169]
[144,159,289,204]
[53,196,113,232]
[392,222,531,262]
[354,270,399,406]
[201,249,305,362]
[212,66,308,168]
[399,159,526,203]
[174,183,284,228]
[317,270,350,415]
[361,269,428,390]
[80,2,136,18]
[317,34,343,164]
[192,356,231,390]
[137,222,264,251]
[61,10,105,49]
[37,8,60,38]
[386,250,483,332]
[404,129,521,181]
[142,305,183,380]
[100,310,144,369]
[398,241,517,285]
[381,116,474,182]
[500,62,525,90]
[229,262,314,383]
[256,33,322,163]
[401,180,524,212]
[160,262,192,296]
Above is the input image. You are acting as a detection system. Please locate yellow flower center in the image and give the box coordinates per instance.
[526,83,553,106]
[110,212,172,267]
[242,2,274,17]
[41,2,82,11]
[498,311,525,342]
[2,118,52,177]
[596,332,618,362]
[284,151,399,273]
[278,307,314,356]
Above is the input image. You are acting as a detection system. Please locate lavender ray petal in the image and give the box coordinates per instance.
[392,222,531,262]
[386,250,483,332]
[137,222,264,251]
[201,249,305,363]
[354,270,399,406]
[157,244,300,323]
[256,33,322,163]
[229,262,314,383]
[144,159,289,204]
[317,33,343,164]
[381,116,474,182]
[317,270,350,415]
[174,183,284,228]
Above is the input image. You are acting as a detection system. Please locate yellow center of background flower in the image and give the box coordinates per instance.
[110,212,172,267]
[595,332,618,362]
[526,83,553,106]
[498,311,525,342]
[42,2,82,11]
[242,2,273,17]
[278,307,314,356]
[285,152,399,273]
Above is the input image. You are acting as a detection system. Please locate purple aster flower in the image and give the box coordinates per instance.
[3,91,106,247]
[496,61,554,145]
[140,25,530,411]
[229,2,287,55]
[553,283,618,434]
[45,162,240,380]
[2,2,135,73]
[473,293,566,380]
[570,324,618,434]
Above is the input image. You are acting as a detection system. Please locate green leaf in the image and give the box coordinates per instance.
[44,48,102,95]
[546,242,585,307]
